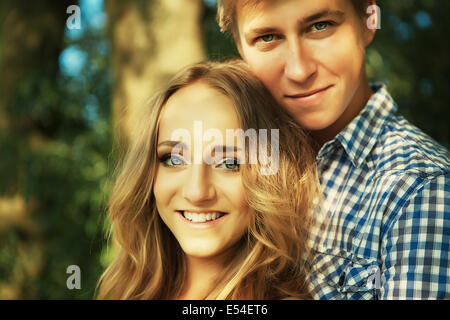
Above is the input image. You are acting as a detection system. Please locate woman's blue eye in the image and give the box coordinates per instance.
[160,154,185,167]
[217,158,240,171]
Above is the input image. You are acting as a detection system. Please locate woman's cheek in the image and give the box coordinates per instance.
[153,169,175,206]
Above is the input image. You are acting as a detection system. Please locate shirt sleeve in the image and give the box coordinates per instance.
[379,172,450,299]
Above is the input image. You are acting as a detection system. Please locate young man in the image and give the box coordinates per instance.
[217,0,450,299]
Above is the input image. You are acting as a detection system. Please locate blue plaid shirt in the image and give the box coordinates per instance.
[307,84,450,299]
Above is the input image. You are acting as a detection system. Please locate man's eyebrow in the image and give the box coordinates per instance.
[301,9,346,24]
[246,27,279,36]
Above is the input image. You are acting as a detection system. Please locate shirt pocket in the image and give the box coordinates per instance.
[311,246,380,298]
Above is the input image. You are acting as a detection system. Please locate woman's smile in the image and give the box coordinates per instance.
[176,210,228,228]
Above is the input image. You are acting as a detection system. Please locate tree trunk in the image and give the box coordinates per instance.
[106,0,206,146]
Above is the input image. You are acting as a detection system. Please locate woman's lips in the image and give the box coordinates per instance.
[176,210,228,228]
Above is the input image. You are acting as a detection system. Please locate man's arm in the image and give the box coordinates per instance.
[380,172,450,299]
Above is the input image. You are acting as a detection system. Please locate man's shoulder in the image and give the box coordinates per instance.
[369,114,450,179]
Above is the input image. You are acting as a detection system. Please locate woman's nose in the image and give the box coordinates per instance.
[182,165,216,204]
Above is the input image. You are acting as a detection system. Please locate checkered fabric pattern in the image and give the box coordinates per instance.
[306,84,450,299]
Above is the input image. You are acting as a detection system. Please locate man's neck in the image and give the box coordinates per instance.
[310,78,374,151]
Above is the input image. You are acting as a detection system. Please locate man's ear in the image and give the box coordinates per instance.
[364,0,378,47]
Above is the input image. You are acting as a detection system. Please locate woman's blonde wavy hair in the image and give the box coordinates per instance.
[96,59,321,300]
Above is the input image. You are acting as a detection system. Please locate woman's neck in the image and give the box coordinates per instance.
[176,255,225,300]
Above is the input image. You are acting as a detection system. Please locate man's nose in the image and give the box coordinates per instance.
[284,40,317,83]
[182,165,216,204]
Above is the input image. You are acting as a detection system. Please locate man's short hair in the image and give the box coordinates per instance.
[217,0,371,38]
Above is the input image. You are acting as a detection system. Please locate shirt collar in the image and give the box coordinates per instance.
[317,83,398,168]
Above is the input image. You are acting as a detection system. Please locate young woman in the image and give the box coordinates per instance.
[96,60,321,300]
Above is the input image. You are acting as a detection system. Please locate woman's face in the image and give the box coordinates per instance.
[154,82,251,261]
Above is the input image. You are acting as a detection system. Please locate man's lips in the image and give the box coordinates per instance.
[285,85,333,98]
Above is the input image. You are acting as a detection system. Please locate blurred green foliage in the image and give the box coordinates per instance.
[367,0,450,148]
[0,0,449,299]
[0,0,112,299]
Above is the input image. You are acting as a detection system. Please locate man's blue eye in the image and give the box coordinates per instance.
[260,34,274,42]
[312,21,331,31]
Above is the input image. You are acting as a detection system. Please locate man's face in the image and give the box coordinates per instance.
[236,0,374,132]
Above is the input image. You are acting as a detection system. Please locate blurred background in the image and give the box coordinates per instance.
[0,0,448,299]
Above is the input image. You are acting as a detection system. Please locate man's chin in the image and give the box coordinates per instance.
[290,112,335,131]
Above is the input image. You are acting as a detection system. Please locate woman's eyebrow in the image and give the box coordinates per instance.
[157,140,187,148]
[157,142,242,156]
[211,145,242,153]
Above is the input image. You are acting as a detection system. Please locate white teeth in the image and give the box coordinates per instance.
[182,211,224,223]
